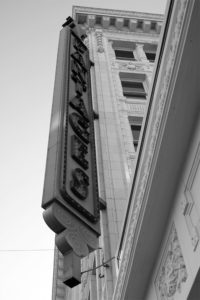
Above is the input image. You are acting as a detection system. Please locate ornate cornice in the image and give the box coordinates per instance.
[72,6,164,21]
[113,0,190,299]
[73,6,163,35]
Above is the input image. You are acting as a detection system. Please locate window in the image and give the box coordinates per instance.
[144,44,157,62]
[115,49,135,61]
[145,52,156,62]
[137,20,143,29]
[129,116,143,151]
[150,21,157,31]
[77,14,87,24]
[110,17,116,26]
[121,80,146,98]
[123,19,130,28]
[96,15,102,25]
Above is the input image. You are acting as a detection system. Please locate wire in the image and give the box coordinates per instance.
[0,249,54,252]
[81,256,116,275]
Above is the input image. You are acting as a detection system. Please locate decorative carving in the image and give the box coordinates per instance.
[113,1,189,299]
[155,225,187,300]
[95,30,104,53]
[111,60,153,72]
[126,103,146,115]
[72,6,163,23]
[135,43,148,62]
[182,143,200,250]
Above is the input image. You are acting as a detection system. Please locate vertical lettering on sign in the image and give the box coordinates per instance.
[70,168,89,200]
[70,96,89,122]
[71,135,88,170]
[69,112,89,144]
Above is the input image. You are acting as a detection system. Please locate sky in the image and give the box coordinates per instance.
[0,1,166,299]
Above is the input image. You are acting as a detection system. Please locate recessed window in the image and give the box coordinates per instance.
[96,15,102,25]
[115,49,135,61]
[110,17,116,26]
[129,116,143,151]
[150,21,157,31]
[77,14,87,25]
[145,52,156,62]
[123,19,130,27]
[121,80,146,99]
[137,20,143,29]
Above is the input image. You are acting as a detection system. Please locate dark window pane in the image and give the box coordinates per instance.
[131,124,141,151]
[110,17,116,26]
[146,52,156,62]
[96,15,102,25]
[121,81,143,89]
[150,21,157,30]
[115,50,135,60]
[137,20,143,29]
[124,19,130,27]
[121,81,146,98]
[77,14,87,24]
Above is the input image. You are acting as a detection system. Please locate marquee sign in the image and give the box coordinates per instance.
[42,18,100,287]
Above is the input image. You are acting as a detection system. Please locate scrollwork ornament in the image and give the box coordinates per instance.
[156,226,187,300]
[95,30,104,53]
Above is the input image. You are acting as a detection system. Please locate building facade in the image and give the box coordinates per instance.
[48,1,200,299]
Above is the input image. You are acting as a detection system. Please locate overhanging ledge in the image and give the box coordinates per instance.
[113,0,200,299]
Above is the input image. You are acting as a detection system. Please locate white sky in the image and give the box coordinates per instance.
[0,1,166,299]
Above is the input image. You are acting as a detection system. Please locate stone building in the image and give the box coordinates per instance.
[49,0,200,299]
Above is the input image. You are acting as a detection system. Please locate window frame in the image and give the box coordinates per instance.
[114,49,135,61]
[121,79,146,99]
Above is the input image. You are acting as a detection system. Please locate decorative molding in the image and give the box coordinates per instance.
[135,43,148,62]
[106,31,161,41]
[182,142,200,250]
[155,225,187,300]
[95,30,104,53]
[72,6,164,21]
[111,60,154,72]
[113,1,190,299]
[126,103,146,115]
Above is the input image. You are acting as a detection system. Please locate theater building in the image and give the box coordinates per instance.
[44,1,200,299]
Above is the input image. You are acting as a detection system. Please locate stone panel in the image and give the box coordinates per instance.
[155,224,188,300]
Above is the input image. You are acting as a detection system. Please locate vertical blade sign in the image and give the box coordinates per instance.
[42,19,100,287]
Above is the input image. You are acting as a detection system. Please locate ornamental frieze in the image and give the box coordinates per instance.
[111,60,153,72]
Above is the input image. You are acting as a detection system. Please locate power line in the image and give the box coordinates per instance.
[0,249,54,252]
